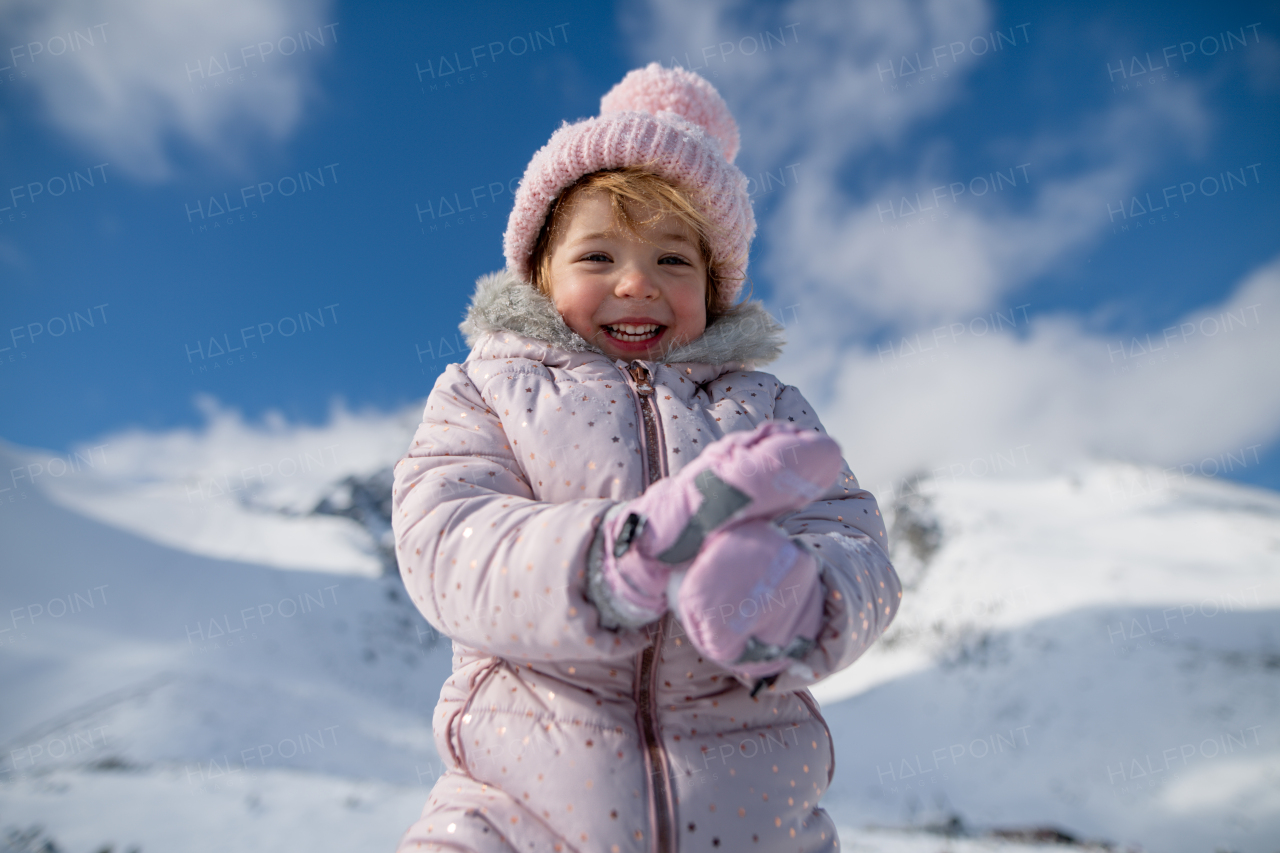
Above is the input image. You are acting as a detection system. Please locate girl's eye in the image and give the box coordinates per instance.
[658,255,691,266]
[582,252,610,262]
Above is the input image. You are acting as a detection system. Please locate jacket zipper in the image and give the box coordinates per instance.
[624,360,675,853]
[628,362,665,485]
[637,615,673,853]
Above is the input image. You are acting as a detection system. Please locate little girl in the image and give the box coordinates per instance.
[392,63,901,853]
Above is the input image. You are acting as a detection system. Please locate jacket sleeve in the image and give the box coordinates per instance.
[733,383,902,694]
[391,362,651,664]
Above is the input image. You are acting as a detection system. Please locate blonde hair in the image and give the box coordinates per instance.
[528,167,749,321]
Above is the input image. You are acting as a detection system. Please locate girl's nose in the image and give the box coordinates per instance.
[614,266,660,299]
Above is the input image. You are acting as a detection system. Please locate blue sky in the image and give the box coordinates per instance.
[2,0,1278,493]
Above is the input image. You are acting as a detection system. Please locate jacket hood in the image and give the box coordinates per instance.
[458,268,786,368]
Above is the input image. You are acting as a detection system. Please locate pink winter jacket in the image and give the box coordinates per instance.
[392,270,901,852]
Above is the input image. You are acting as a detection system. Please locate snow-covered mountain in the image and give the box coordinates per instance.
[1,403,1276,852]
[16,395,421,577]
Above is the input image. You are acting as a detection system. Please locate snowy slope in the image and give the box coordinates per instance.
[0,439,451,851]
[7,396,421,576]
[818,464,1280,851]
[1,409,1278,852]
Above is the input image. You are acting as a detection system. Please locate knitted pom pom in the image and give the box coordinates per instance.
[600,62,740,163]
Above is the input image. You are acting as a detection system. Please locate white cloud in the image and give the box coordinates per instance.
[629,0,1212,334]
[1,0,335,181]
[763,81,1211,336]
[623,0,991,169]
[625,0,1278,489]
[796,254,1280,494]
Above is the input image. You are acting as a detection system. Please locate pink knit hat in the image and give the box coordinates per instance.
[503,63,756,310]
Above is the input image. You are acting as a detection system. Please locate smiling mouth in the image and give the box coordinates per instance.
[602,324,665,342]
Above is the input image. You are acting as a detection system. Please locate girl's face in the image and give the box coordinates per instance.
[545,191,708,362]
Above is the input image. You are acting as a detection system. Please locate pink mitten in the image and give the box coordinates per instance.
[675,519,825,680]
[596,420,841,626]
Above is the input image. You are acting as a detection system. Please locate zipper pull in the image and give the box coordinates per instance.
[628,363,654,395]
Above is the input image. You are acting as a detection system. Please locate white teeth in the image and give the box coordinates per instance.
[606,323,661,340]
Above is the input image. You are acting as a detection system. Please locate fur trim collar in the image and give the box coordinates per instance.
[458,268,786,368]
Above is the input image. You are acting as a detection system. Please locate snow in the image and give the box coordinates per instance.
[1,407,1277,852]
[15,395,420,576]
[813,465,1280,851]
[4,769,428,853]
[0,422,450,851]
